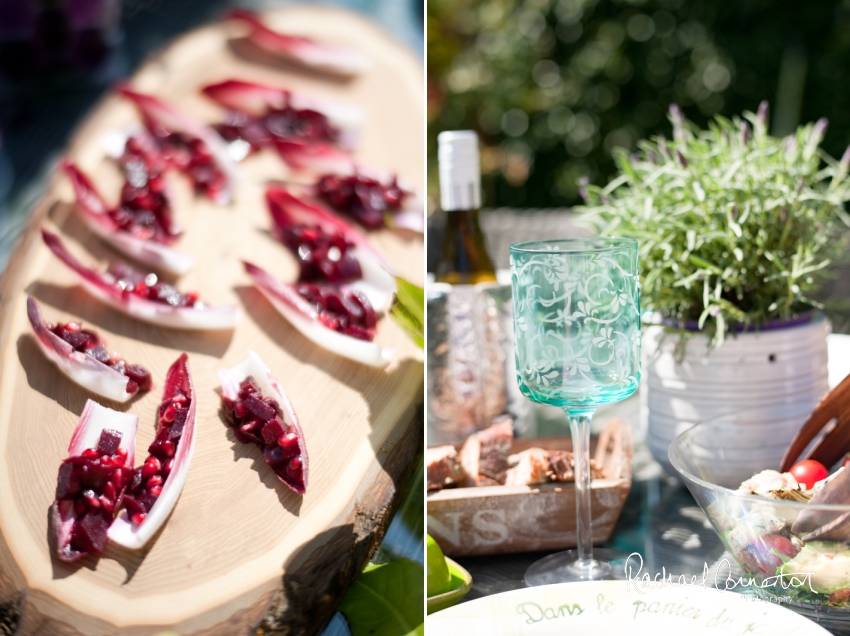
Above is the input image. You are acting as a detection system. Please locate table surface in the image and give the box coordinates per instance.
[451,334,850,633]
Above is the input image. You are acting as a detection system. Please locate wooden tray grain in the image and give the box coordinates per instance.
[426,419,633,557]
[0,6,423,635]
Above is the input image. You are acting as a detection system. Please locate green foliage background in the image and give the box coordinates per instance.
[427,0,850,209]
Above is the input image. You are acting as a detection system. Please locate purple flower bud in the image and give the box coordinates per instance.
[757,101,769,129]
[676,149,688,168]
[813,117,829,141]
[803,118,828,160]
[669,103,685,143]
[578,175,590,203]
[730,205,739,220]
[740,121,750,146]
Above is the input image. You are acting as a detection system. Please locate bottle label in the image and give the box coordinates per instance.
[439,176,481,211]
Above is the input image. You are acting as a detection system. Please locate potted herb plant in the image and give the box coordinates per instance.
[579,102,850,474]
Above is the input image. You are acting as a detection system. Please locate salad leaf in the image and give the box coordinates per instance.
[338,559,424,636]
[389,277,424,349]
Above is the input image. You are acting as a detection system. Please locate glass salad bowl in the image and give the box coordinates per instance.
[670,417,850,634]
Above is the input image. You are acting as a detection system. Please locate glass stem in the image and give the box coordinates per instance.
[568,409,595,565]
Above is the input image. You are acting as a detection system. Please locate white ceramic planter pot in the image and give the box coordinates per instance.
[645,314,830,476]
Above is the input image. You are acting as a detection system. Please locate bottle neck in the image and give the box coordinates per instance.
[434,208,497,285]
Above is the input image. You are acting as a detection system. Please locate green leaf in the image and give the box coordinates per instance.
[389,277,424,349]
[338,559,424,636]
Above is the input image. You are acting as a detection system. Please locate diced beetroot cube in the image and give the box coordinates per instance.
[244,395,276,420]
[96,429,123,456]
[73,514,110,554]
[125,364,152,392]
[262,418,285,446]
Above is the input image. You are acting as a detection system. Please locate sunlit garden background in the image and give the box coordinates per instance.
[428,0,850,206]
[427,0,850,328]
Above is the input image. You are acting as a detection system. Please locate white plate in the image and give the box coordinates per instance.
[427,580,830,635]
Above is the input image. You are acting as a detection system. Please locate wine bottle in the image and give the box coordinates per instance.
[434,130,497,284]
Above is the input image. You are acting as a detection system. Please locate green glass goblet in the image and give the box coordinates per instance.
[510,238,641,585]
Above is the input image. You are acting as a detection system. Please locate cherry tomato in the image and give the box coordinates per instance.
[789,459,829,489]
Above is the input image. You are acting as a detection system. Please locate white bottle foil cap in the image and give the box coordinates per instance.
[438,130,482,211]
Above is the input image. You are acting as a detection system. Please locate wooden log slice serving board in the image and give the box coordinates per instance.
[0,6,424,635]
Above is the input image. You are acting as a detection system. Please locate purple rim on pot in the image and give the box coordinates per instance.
[662,310,820,334]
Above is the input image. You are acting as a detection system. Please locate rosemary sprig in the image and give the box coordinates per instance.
[579,102,850,349]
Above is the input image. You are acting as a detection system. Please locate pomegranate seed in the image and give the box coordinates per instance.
[161,440,175,457]
[146,475,163,490]
[99,456,113,468]
[286,457,302,479]
[149,486,162,497]
[74,500,87,516]
[103,482,117,502]
[83,490,100,510]
[100,497,114,515]
[278,432,299,454]
[131,513,146,525]
[82,449,99,459]
[117,448,128,461]
[142,457,161,478]
[162,404,177,423]
[162,459,173,476]
[234,400,247,418]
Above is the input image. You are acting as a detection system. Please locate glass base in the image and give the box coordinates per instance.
[524,548,630,586]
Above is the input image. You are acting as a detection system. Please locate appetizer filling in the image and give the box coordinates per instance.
[316,173,411,229]
[281,224,362,284]
[216,101,340,156]
[122,388,190,526]
[153,129,228,201]
[115,136,180,243]
[48,320,152,394]
[221,377,305,492]
[295,283,376,341]
[108,262,200,308]
[55,429,134,560]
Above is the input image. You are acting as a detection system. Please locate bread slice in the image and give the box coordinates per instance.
[459,420,513,486]
[505,448,550,486]
[426,445,464,491]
